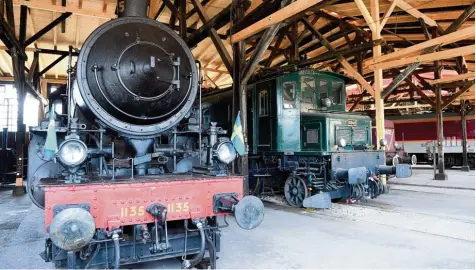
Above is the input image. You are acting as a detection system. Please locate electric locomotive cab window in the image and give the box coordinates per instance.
[319,80,328,99]
[259,90,269,117]
[301,76,316,111]
[352,126,368,144]
[332,81,344,104]
[283,82,296,109]
[307,129,319,144]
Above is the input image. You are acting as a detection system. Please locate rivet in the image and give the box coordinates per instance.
[179,197,182,200]
[129,219,132,222]
[137,200,140,203]
[185,196,189,199]
[113,201,117,205]
[47,206,51,210]
[93,197,97,200]
[121,220,125,223]
[129,200,132,203]
[121,201,125,204]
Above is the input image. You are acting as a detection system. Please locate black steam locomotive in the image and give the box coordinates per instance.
[27,1,263,269]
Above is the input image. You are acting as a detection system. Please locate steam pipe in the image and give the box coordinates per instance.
[67,45,72,129]
[112,233,120,270]
[182,221,206,269]
[196,60,202,165]
[117,0,149,18]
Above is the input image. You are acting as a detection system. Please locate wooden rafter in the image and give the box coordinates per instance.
[391,0,438,27]
[13,0,115,19]
[379,0,399,32]
[231,0,324,43]
[191,0,233,74]
[371,45,475,70]
[371,26,475,65]
[429,72,475,85]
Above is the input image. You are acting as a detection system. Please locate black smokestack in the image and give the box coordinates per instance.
[117,0,150,18]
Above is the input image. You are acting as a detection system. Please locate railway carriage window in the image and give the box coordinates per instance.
[283,82,296,109]
[332,81,344,104]
[301,76,316,111]
[319,80,328,99]
[259,90,269,117]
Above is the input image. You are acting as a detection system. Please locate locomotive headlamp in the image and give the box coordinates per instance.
[379,138,388,147]
[214,141,237,164]
[57,139,88,167]
[321,98,332,107]
[337,138,347,148]
[394,142,401,150]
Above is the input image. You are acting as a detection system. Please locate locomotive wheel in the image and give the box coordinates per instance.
[411,155,417,166]
[284,175,308,207]
[392,155,400,166]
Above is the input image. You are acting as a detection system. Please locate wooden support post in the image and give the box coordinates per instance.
[232,0,247,193]
[370,0,385,153]
[460,101,470,171]
[179,0,187,39]
[11,48,27,195]
[434,65,447,180]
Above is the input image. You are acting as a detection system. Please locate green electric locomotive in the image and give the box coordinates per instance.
[205,69,411,207]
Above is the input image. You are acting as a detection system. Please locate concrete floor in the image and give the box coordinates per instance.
[0,169,474,269]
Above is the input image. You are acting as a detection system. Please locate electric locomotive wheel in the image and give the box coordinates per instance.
[392,155,400,166]
[75,17,198,138]
[284,175,309,207]
[411,154,417,166]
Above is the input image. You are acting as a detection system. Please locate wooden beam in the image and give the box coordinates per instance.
[442,81,475,108]
[203,67,228,74]
[340,58,376,98]
[391,0,438,27]
[13,0,115,19]
[429,72,475,85]
[372,26,475,65]
[372,45,475,70]
[231,0,323,43]
[191,0,233,74]
[354,0,377,33]
[379,0,399,32]
[349,90,367,111]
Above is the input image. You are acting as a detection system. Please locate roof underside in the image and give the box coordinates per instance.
[0,0,474,115]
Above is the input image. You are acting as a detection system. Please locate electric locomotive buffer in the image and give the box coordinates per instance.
[27,1,264,268]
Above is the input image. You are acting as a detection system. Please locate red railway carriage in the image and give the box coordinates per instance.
[388,113,475,168]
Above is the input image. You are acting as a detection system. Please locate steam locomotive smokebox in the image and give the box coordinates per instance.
[75,13,198,138]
